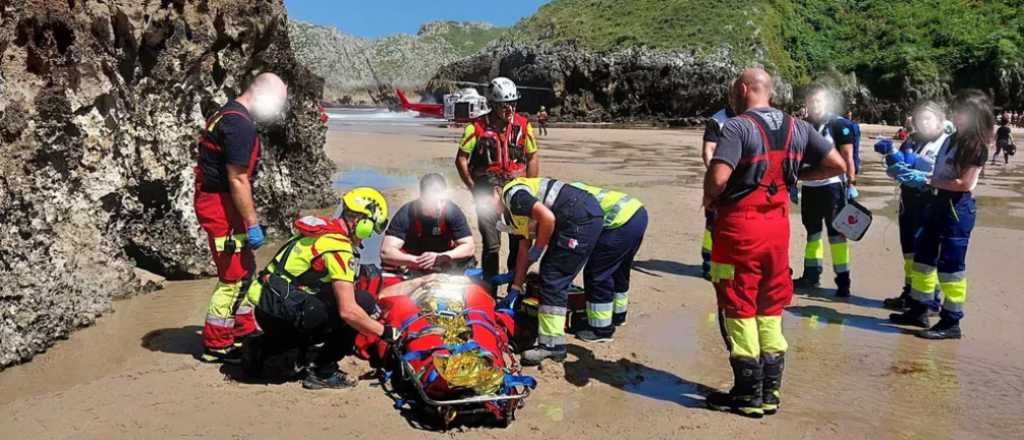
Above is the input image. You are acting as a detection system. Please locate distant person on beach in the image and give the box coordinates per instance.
[703,68,845,418]
[380,173,476,281]
[193,72,288,364]
[537,106,550,136]
[888,90,993,340]
[455,77,540,289]
[994,116,1015,164]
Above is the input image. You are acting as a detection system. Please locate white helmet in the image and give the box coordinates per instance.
[487,77,520,103]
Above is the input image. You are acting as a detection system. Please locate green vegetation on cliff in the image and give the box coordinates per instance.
[512,0,1024,105]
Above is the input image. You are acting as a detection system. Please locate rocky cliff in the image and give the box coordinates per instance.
[0,0,333,368]
[289,20,504,105]
[429,42,791,125]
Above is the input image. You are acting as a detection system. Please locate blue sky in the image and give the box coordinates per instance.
[284,0,550,38]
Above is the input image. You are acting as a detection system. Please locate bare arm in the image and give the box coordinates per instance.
[334,281,384,337]
[929,165,983,192]
[531,202,556,250]
[380,236,419,269]
[226,164,258,227]
[799,149,847,181]
[511,237,531,290]
[702,161,733,208]
[702,141,717,169]
[442,236,476,261]
[526,152,540,178]
[837,143,856,183]
[455,151,474,190]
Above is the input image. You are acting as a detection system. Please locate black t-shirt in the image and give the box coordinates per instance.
[210,101,258,168]
[703,108,735,143]
[198,100,259,192]
[997,126,1012,145]
[386,201,472,254]
[508,191,538,217]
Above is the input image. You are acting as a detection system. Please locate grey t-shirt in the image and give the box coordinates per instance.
[712,107,835,195]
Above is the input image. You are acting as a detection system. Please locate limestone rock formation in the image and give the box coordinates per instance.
[0,0,333,368]
[428,42,793,124]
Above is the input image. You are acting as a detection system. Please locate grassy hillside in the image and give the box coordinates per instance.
[419,21,507,57]
[512,0,1024,105]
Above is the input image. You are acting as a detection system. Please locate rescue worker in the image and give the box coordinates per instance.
[537,106,550,136]
[793,85,860,297]
[242,188,400,389]
[700,91,737,280]
[194,73,288,363]
[876,101,953,311]
[494,177,604,365]
[888,90,993,339]
[380,173,476,279]
[455,77,540,287]
[570,183,648,342]
[703,69,846,417]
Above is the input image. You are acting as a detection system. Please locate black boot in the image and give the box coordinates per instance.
[917,318,962,340]
[302,364,358,390]
[883,285,911,310]
[793,267,822,289]
[834,272,851,298]
[761,352,785,415]
[706,357,764,418]
[889,302,930,328]
[613,312,627,327]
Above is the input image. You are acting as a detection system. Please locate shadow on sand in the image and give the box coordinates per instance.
[563,345,713,408]
[632,259,706,279]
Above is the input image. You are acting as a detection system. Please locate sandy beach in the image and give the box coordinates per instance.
[2,117,1024,439]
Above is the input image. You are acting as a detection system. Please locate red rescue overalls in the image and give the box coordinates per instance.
[710,113,800,360]
[194,108,261,350]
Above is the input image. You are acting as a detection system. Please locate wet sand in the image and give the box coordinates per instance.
[3,121,1024,439]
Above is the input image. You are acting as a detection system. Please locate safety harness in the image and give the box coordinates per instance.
[465,114,532,179]
[196,108,261,193]
[718,111,801,205]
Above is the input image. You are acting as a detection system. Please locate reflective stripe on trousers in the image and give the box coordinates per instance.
[538,305,567,346]
[586,302,614,328]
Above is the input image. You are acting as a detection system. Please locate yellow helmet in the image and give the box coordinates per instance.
[340,187,388,239]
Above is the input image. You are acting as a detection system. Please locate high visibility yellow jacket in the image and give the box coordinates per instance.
[571,182,643,229]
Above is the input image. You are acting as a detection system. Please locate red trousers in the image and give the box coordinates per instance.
[195,188,257,349]
[711,204,793,319]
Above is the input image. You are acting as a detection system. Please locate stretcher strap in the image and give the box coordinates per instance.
[401,341,482,362]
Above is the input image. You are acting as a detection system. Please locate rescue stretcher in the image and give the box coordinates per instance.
[359,275,536,429]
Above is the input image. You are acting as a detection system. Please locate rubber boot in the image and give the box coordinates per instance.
[917,318,962,340]
[761,352,784,415]
[521,344,567,366]
[883,285,911,310]
[240,332,265,378]
[706,356,764,418]
[834,272,851,298]
[793,267,822,289]
[889,301,930,328]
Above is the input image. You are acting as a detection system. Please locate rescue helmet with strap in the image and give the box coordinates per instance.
[339,187,389,240]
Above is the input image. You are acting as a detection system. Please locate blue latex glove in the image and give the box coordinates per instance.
[847,185,859,200]
[246,224,265,249]
[527,245,545,264]
[900,171,929,189]
[490,272,514,286]
[874,138,895,155]
[496,287,521,314]
[789,185,800,204]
